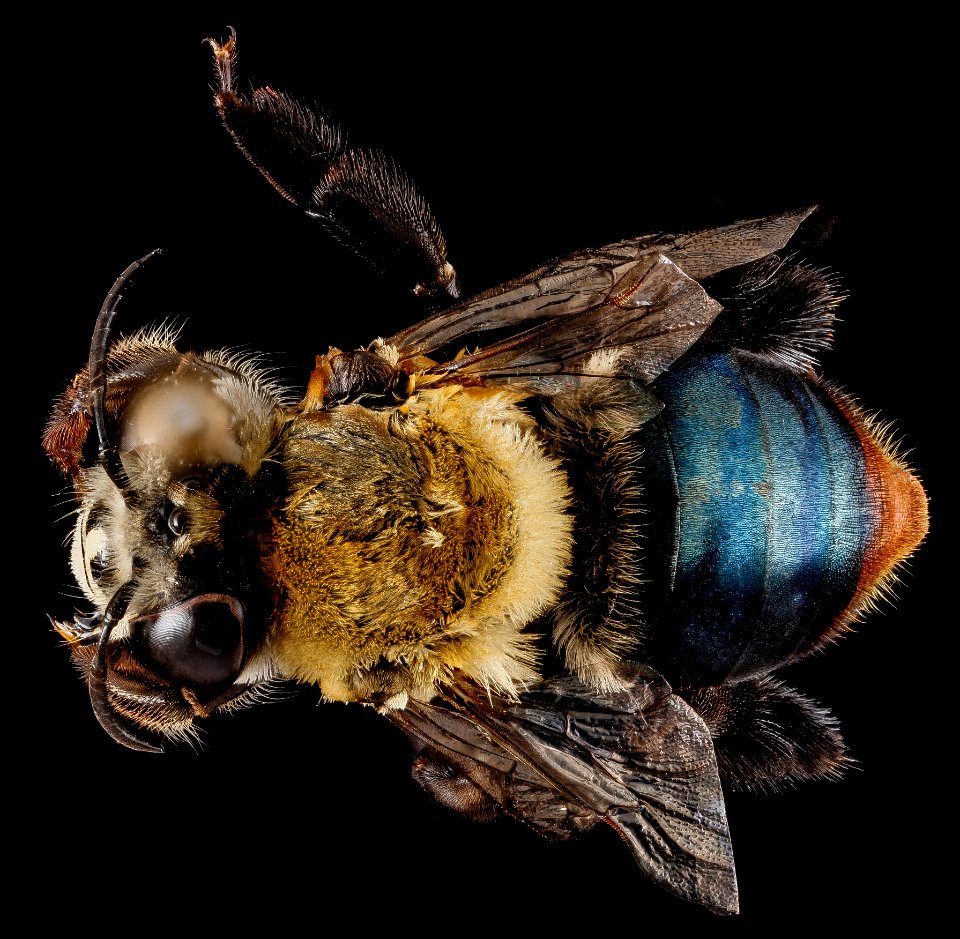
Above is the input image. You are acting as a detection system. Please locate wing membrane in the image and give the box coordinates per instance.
[389,208,815,392]
[391,664,738,914]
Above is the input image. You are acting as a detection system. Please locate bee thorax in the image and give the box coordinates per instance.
[265,387,573,703]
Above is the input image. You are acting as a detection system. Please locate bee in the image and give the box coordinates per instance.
[43,30,928,915]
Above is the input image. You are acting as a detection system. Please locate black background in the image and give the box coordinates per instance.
[18,13,945,933]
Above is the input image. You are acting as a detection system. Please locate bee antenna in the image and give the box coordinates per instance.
[88,249,164,492]
[88,581,164,754]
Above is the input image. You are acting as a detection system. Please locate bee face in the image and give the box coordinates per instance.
[49,328,290,744]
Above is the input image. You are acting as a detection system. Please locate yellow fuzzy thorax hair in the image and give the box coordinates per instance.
[263,385,573,707]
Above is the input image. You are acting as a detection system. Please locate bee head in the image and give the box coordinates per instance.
[44,255,287,751]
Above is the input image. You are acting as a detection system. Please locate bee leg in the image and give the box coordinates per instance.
[410,751,502,823]
[206,29,458,302]
[683,676,850,792]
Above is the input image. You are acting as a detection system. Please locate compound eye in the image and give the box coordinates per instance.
[89,548,111,582]
[132,594,244,687]
[82,524,119,587]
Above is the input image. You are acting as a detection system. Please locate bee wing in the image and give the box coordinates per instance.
[390,664,738,915]
[390,207,815,391]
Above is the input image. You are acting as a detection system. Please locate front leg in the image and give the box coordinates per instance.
[207,29,459,302]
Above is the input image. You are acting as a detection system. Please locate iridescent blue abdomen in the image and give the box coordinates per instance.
[638,350,879,687]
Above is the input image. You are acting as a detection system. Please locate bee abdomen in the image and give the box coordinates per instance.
[638,350,928,687]
[833,394,929,622]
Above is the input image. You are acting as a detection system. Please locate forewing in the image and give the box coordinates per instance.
[389,208,815,392]
[391,664,738,915]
